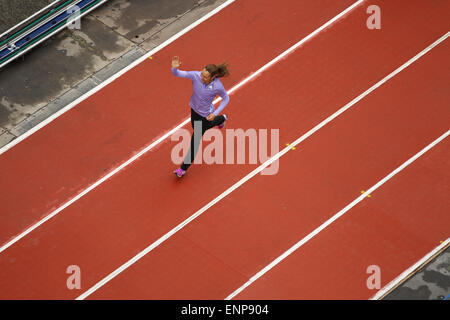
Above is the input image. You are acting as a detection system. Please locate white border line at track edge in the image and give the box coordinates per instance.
[0,0,237,156]
[76,31,448,300]
[370,238,450,300]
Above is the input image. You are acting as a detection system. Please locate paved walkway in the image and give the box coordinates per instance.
[385,244,450,300]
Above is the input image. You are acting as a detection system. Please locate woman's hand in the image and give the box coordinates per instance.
[206,113,215,121]
[172,56,181,68]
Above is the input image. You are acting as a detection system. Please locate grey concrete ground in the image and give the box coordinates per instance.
[0,0,54,34]
[384,244,450,300]
[0,0,226,145]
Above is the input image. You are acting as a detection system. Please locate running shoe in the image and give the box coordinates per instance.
[218,114,228,129]
[174,167,186,177]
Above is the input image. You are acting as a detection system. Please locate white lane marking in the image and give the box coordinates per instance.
[0,1,364,253]
[0,0,237,155]
[226,130,449,300]
[76,31,448,301]
[370,238,450,300]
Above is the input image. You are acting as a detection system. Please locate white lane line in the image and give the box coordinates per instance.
[0,1,363,253]
[76,31,448,300]
[0,0,238,156]
[226,130,450,300]
[370,238,450,300]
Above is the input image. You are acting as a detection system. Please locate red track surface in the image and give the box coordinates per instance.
[0,0,356,245]
[0,0,449,299]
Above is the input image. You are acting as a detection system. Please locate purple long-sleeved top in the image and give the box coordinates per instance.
[171,67,230,117]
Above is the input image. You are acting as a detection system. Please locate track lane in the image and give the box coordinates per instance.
[233,138,450,299]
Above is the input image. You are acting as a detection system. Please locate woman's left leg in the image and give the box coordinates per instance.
[204,115,226,130]
[180,114,226,171]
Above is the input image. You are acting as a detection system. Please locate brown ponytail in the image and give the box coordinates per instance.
[205,62,230,79]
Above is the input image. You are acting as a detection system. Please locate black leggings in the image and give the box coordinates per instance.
[181,108,226,171]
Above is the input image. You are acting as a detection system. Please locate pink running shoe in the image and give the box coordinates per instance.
[174,167,186,177]
[218,114,228,129]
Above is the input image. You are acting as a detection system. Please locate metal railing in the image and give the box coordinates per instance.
[0,0,109,70]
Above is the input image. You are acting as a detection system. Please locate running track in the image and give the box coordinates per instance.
[0,0,449,299]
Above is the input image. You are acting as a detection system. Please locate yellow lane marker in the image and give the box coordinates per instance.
[285,143,296,150]
[361,190,372,198]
